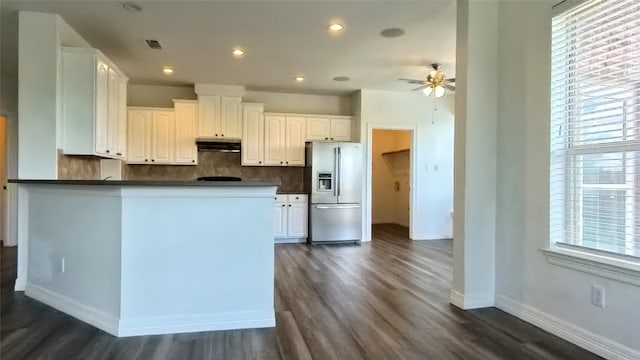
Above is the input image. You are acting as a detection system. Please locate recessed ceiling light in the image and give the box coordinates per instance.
[162,66,174,74]
[380,28,405,38]
[122,2,142,12]
[328,23,344,32]
[294,75,305,82]
[232,48,245,57]
[333,76,350,82]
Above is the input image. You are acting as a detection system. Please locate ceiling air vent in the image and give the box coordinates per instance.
[145,40,162,50]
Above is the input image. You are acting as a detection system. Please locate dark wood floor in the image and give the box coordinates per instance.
[1,224,600,359]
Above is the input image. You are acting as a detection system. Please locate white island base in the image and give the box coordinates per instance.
[13,181,278,337]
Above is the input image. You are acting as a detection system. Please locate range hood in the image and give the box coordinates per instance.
[196,138,241,153]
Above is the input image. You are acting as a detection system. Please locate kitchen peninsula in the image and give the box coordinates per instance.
[11,179,279,337]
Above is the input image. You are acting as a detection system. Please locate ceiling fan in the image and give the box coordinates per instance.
[399,63,455,98]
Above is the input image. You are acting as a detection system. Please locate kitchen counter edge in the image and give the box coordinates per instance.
[9,180,281,187]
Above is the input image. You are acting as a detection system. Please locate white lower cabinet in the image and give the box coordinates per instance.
[274,194,308,243]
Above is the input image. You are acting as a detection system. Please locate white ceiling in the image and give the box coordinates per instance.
[1,0,456,95]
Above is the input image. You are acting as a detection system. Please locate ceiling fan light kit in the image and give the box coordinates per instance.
[399,63,455,99]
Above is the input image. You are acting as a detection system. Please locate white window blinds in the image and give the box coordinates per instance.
[550,0,640,256]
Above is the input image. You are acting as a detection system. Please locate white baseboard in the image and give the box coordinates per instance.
[25,283,119,336]
[449,289,495,309]
[117,311,275,337]
[496,294,640,360]
[275,238,306,244]
[14,277,26,291]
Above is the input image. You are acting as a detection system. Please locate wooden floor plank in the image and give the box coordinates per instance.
[0,224,602,359]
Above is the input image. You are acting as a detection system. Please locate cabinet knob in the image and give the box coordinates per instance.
[215,134,218,137]
[275,197,277,200]
[331,138,334,140]
[145,159,148,162]
[151,159,155,162]
[106,150,110,153]
[286,161,289,164]
[117,152,122,156]
[288,204,292,207]
[296,196,299,200]
[192,160,195,163]
[282,204,285,207]
[221,134,224,137]
[259,161,262,164]
[325,137,328,140]
[280,161,283,164]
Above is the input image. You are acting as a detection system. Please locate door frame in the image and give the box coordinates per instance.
[365,123,418,241]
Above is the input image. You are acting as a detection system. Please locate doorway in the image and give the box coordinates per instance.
[371,129,413,240]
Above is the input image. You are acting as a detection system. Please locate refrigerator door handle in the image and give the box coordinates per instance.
[333,147,339,197]
[337,147,341,197]
[314,205,361,209]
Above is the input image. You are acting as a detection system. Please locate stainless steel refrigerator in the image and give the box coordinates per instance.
[305,142,362,244]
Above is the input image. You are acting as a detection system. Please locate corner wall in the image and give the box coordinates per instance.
[359,90,454,241]
[493,0,640,356]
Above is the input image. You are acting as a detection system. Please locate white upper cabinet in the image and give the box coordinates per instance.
[61,47,128,160]
[306,117,331,141]
[198,95,220,137]
[242,104,265,166]
[127,109,151,164]
[174,100,198,165]
[198,95,242,139]
[264,115,286,166]
[330,117,353,142]
[150,111,175,164]
[285,116,306,166]
[220,96,242,139]
[304,115,353,142]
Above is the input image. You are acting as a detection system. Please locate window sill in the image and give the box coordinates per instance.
[542,247,640,287]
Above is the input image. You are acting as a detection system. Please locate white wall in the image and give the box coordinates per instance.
[17,12,92,179]
[359,90,454,241]
[244,90,351,115]
[127,84,197,108]
[491,0,640,356]
[18,12,59,179]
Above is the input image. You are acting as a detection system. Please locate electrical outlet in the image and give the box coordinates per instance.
[591,285,605,308]
[60,257,65,273]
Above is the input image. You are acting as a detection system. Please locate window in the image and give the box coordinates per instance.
[550,0,640,257]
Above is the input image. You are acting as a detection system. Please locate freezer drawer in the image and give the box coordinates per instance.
[310,204,361,243]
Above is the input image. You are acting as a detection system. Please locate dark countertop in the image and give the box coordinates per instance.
[9,179,280,187]
[276,191,307,195]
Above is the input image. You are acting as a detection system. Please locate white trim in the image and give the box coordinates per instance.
[25,283,120,336]
[542,247,640,287]
[449,289,495,309]
[117,311,275,337]
[496,294,640,360]
[365,123,418,243]
[275,238,307,244]
[14,277,26,291]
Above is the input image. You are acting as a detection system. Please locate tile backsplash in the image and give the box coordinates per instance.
[123,152,304,193]
[57,150,101,180]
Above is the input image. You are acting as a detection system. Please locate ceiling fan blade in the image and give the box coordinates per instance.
[399,78,427,85]
[444,84,455,91]
[412,85,428,91]
[445,78,455,83]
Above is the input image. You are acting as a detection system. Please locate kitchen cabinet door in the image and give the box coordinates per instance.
[116,74,128,159]
[242,104,265,166]
[94,61,110,155]
[306,117,330,141]
[287,202,308,238]
[264,115,286,166]
[274,202,287,238]
[330,118,352,141]
[220,96,242,139]
[127,110,151,164]
[151,111,175,164]
[285,116,306,166]
[174,101,198,165]
[198,95,221,137]
[106,68,120,157]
